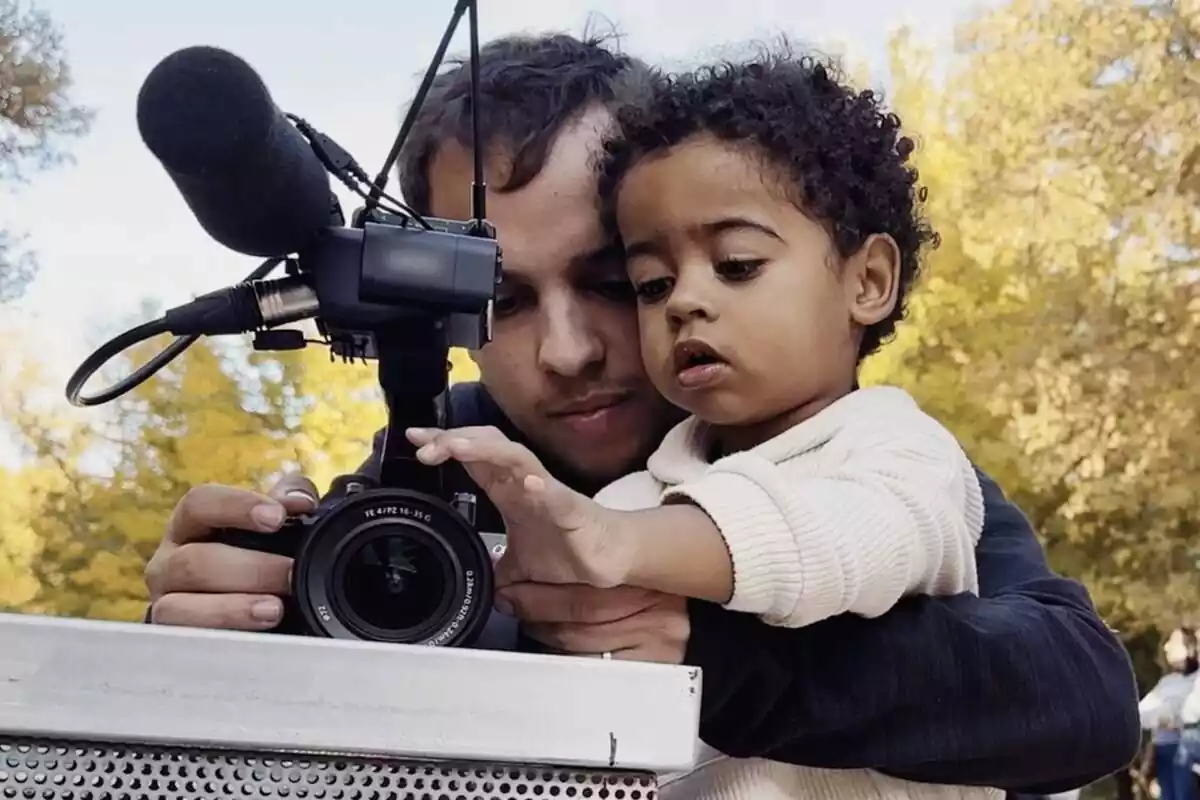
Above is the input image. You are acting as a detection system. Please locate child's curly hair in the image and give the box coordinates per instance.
[597,41,938,359]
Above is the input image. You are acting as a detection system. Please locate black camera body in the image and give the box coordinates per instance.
[213,473,508,648]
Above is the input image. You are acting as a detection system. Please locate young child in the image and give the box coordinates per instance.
[408,44,995,800]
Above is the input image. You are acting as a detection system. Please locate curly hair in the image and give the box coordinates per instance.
[597,42,938,360]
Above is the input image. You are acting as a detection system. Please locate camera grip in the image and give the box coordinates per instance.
[210,523,304,558]
[210,522,308,635]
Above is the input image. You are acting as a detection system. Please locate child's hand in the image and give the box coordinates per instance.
[405,426,632,589]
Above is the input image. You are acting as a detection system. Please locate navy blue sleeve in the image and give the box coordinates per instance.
[683,469,1141,794]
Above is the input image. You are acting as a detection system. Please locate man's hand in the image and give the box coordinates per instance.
[498,583,689,664]
[406,425,632,589]
[143,474,319,630]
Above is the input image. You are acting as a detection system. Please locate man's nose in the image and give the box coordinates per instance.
[536,293,604,377]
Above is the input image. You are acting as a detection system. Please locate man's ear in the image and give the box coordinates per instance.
[846,233,901,327]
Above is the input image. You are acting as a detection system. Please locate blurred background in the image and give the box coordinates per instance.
[0,1,1197,796]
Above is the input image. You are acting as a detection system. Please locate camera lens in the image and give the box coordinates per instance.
[334,529,454,637]
[291,488,494,648]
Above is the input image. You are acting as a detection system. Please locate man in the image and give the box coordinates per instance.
[143,30,1140,796]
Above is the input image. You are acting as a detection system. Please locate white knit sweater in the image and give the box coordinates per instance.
[594,386,998,799]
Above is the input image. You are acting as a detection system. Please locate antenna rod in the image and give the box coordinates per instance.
[365,0,473,213]
[467,0,486,228]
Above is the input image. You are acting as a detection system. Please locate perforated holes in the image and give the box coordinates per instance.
[0,738,656,800]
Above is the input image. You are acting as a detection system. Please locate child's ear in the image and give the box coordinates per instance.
[845,233,901,327]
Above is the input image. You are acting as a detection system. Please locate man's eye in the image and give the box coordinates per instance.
[592,280,636,302]
[493,294,518,317]
[634,277,674,303]
[492,288,530,318]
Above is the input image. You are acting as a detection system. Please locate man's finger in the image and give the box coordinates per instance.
[493,552,526,587]
[267,473,320,511]
[165,484,287,546]
[160,542,292,595]
[150,592,285,631]
[497,583,659,624]
[522,605,689,665]
[523,618,635,654]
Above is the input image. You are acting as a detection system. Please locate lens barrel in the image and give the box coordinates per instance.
[292,487,493,647]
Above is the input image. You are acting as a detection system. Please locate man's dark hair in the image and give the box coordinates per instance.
[597,40,938,360]
[396,25,649,215]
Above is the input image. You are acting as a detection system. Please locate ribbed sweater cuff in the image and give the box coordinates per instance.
[665,469,813,621]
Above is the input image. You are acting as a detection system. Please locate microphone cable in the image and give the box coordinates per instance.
[64,256,282,407]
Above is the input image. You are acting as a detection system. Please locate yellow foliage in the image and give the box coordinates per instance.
[449,347,480,382]
[0,466,44,610]
[869,0,1199,633]
[0,333,312,619]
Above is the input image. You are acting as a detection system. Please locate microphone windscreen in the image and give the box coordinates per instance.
[137,46,333,257]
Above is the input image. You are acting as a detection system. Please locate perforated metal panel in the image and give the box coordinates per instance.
[0,737,658,800]
[2,615,696,800]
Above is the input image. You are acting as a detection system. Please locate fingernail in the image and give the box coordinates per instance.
[494,595,514,616]
[285,489,317,508]
[251,598,282,623]
[250,503,284,531]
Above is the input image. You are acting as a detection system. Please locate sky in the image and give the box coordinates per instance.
[1,0,988,466]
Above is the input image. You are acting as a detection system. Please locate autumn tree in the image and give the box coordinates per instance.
[867,0,1200,634]
[0,0,93,301]
[3,332,295,619]
[0,331,75,611]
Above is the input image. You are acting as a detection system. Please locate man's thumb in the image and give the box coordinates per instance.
[268,473,319,513]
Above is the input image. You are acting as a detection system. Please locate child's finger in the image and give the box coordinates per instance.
[408,428,463,466]
[433,425,513,444]
[405,427,441,445]
[447,436,544,480]
[410,427,505,467]
[522,474,585,529]
[414,442,452,465]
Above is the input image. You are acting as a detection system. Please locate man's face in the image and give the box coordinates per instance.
[425,107,682,489]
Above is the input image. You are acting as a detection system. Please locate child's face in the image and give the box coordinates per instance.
[614,134,901,449]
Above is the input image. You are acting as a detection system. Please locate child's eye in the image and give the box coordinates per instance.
[716,259,765,281]
[634,276,675,303]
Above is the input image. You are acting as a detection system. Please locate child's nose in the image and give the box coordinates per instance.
[665,272,719,327]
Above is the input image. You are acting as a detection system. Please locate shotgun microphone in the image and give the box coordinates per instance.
[135,46,335,258]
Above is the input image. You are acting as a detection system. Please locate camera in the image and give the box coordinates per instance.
[207,214,508,649]
[65,32,512,649]
[212,474,505,648]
